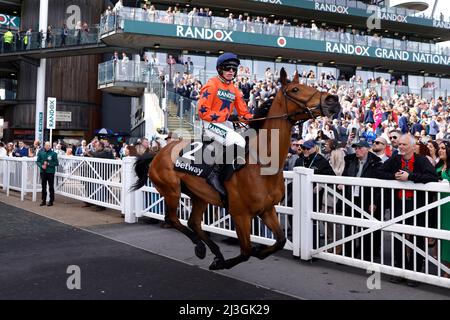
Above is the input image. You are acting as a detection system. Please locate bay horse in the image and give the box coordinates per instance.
[133,68,340,270]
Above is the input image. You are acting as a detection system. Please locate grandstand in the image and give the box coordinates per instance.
[0,0,449,141]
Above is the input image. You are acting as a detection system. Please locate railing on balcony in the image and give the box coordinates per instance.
[0,26,101,54]
[98,60,151,86]
[100,7,450,58]
[308,0,449,22]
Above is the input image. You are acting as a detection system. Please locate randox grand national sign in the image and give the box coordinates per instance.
[325,42,450,65]
[123,21,450,67]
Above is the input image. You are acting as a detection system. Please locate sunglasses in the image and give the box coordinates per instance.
[301,146,312,151]
[222,66,238,72]
[374,141,385,145]
[390,136,399,140]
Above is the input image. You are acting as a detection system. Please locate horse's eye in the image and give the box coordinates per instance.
[292,87,300,93]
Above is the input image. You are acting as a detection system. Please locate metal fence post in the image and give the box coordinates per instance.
[6,160,10,196]
[32,161,38,202]
[295,167,314,261]
[135,185,144,219]
[122,156,137,223]
[291,169,301,257]
[2,159,7,190]
[21,159,27,201]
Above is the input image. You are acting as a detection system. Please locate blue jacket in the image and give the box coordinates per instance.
[429,120,439,136]
[13,147,28,157]
[398,116,409,134]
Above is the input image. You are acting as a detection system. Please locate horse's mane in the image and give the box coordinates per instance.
[248,79,295,130]
[249,95,276,130]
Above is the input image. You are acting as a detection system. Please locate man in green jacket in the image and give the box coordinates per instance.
[36,141,59,206]
[3,29,14,53]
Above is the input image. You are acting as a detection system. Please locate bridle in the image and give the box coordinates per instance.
[245,85,328,126]
[282,87,327,125]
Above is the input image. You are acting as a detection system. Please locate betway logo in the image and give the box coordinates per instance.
[176,26,233,42]
[315,3,349,14]
[326,42,370,57]
[217,89,235,102]
[175,159,203,176]
[253,0,283,4]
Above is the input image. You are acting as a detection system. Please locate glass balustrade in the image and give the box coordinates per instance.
[0,26,100,54]
[308,0,448,21]
[98,60,150,86]
[100,8,450,58]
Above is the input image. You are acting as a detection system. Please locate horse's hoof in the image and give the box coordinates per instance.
[209,258,225,270]
[195,243,206,260]
[251,245,266,260]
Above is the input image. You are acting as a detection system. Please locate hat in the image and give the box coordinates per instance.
[216,52,240,68]
[301,140,316,149]
[352,140,370,148]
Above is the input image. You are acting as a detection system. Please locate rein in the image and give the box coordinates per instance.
[241,88,326,126]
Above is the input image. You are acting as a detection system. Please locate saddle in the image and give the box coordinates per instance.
[174,139,247,181]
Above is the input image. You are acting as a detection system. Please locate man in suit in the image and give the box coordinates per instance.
[14,141,29,157]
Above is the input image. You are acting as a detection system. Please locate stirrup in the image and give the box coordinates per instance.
[232,156,246,171]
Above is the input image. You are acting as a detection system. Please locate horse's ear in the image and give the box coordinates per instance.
[280,68,288,86]
[293,71,300,84]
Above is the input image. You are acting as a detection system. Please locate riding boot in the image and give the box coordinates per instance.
[206,164,227,198]
[223,145,247,181]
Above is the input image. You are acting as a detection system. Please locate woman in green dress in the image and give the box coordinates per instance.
[436,140,450,278]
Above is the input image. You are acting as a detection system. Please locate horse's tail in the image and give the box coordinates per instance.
[132,152,156,191]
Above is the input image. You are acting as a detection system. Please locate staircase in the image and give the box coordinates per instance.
[166,97,196,140]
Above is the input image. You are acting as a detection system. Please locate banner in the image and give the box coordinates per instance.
[0,14,20,29]
[124,21,450,67]
[47,98,57,130]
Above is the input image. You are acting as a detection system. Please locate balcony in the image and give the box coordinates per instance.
[98,7,450,74]
[98,60,148,97]
[0,26,101,54]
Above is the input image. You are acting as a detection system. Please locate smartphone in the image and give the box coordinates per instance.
[351,128,357,135]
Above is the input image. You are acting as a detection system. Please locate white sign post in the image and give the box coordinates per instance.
[47,97,57,147]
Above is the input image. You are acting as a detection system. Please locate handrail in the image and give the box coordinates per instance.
[0,25,101,54]
[99,7,450,57]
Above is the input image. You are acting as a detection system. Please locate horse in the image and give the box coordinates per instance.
[133,68,341,270]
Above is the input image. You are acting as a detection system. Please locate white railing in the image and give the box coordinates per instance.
[295,167,450,289]
[134,171,298,251]
[1,156,449,288]
[55,156,124,212]
[0,157,6,189]
[1,157,40,201]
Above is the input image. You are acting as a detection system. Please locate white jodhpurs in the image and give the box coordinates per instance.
[203,121,246,148]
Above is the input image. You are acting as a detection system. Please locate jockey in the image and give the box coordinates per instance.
[197,52,253,197]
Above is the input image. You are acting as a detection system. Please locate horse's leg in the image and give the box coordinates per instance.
[216,214,253,270]
[251,207,287,260]
[188,197,225,263]
[164,193,204,249]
